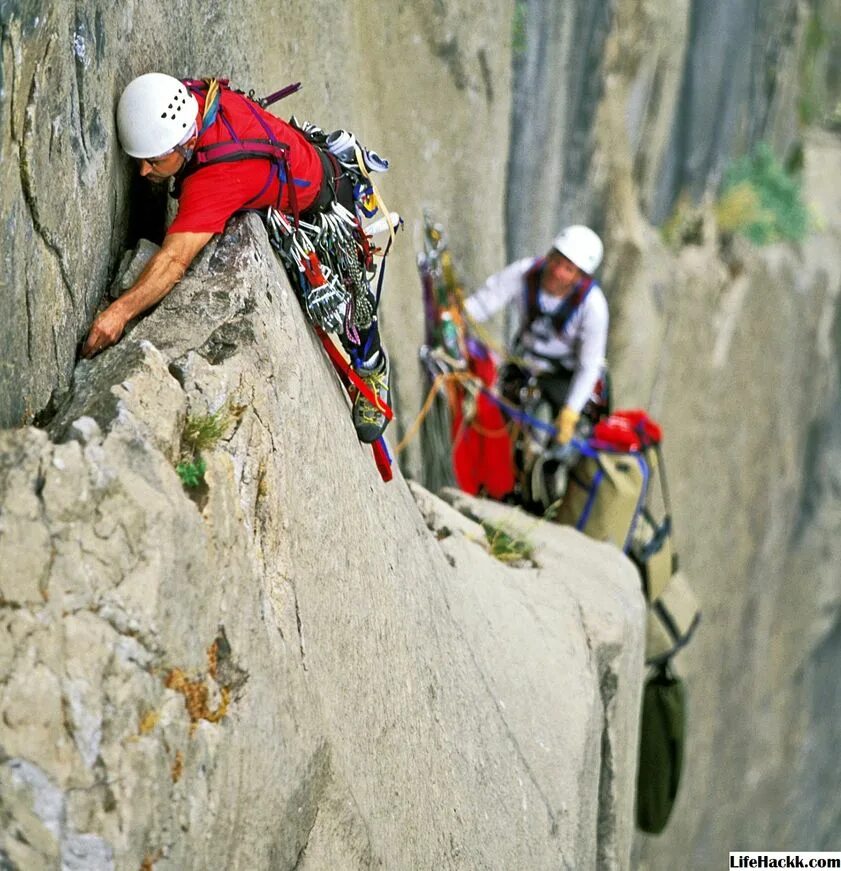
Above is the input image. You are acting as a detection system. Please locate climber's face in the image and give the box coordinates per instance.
[136,149,186,182]
[542,250,583,297]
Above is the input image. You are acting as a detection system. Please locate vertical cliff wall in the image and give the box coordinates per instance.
[0,0,514,460]
[508,0,807,242]
[4,0,841,864]
[0,214,647,869]
[508,0,841,863]
[628,132,841,866]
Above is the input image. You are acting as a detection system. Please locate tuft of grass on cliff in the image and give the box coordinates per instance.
[715,142,809,245]
[176,401,246,489]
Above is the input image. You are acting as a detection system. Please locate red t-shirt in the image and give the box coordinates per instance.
[167,88,323,235]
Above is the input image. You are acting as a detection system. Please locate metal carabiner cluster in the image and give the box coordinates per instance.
[314,204,374,332]
[265,207,350,334]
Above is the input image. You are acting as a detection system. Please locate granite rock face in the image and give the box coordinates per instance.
[0,0,514,445]
[625,131,841,869]
[506,1,841,860]
[4,0,841,864]
[508,0,810,247]
[0,214,646,870]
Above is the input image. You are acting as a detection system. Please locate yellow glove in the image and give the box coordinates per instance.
[555,406,580,445]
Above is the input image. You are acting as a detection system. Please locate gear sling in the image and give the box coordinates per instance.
[178,79,394,478]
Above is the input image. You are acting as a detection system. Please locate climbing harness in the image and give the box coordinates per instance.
[177,78,316,224]
[236,84,400,481]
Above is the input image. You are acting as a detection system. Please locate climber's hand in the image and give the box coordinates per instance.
[555,405,580,445]
[82,302,129,358]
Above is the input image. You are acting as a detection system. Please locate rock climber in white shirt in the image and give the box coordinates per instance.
[463,225,609,445]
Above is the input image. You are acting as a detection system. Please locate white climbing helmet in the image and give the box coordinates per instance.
[550,225,604,275]
[116,73,199,159]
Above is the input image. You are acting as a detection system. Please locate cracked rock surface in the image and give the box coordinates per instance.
[0,214,645,870]
[0,1,514,445]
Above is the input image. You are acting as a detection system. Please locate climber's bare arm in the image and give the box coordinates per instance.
[82,231,214,358]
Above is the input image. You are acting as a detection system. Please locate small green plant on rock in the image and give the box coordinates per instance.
[176,456,207,489]
[176,401,244,490]
[482,520,535,565]
[716,142,809,245]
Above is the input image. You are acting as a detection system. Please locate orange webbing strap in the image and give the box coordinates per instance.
[314,327,394,422]
[393,370,478,455]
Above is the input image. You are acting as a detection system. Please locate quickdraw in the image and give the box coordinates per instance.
[265,203,381,338]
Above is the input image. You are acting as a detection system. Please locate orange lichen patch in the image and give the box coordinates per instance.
[165,668,230,727]
[171,750,184,783]
[207,639,219,680]
[209,687,231,723]
[140,850,162,870]
[138,710,160,735]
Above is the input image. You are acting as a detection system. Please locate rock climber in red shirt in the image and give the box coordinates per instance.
[83,73,390,443]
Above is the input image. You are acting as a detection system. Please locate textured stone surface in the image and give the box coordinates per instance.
[0,0,514,450]
[4,0,841,864]
[620,132,841,867]
[0,215,645,869]
[506,3,841,857]
[426,486,646,869]
[508,0,810,245]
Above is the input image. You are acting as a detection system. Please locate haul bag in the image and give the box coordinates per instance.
[636,664,685,834]
[556,449,648,551]
[645,570,701,665]
[628,447,701,664]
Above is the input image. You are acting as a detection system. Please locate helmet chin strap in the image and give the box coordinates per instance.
[173,122,198,163]
[175,142,194,163]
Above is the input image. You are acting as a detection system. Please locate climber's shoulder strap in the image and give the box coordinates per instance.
[549,277,593,333]
[178,78,307,223]
[522,258,545,331]
[183,79,293,160]
[520,258,593,338]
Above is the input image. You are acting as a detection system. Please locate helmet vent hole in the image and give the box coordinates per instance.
[168,103,173,109]
[160,112,167,119]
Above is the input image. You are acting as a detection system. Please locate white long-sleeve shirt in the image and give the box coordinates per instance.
[464,257,609,413]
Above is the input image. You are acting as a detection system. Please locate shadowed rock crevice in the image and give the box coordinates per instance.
[17,35,77,312]
[595,661,620,869]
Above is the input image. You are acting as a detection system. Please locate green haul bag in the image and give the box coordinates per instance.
[636,663,685,834]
